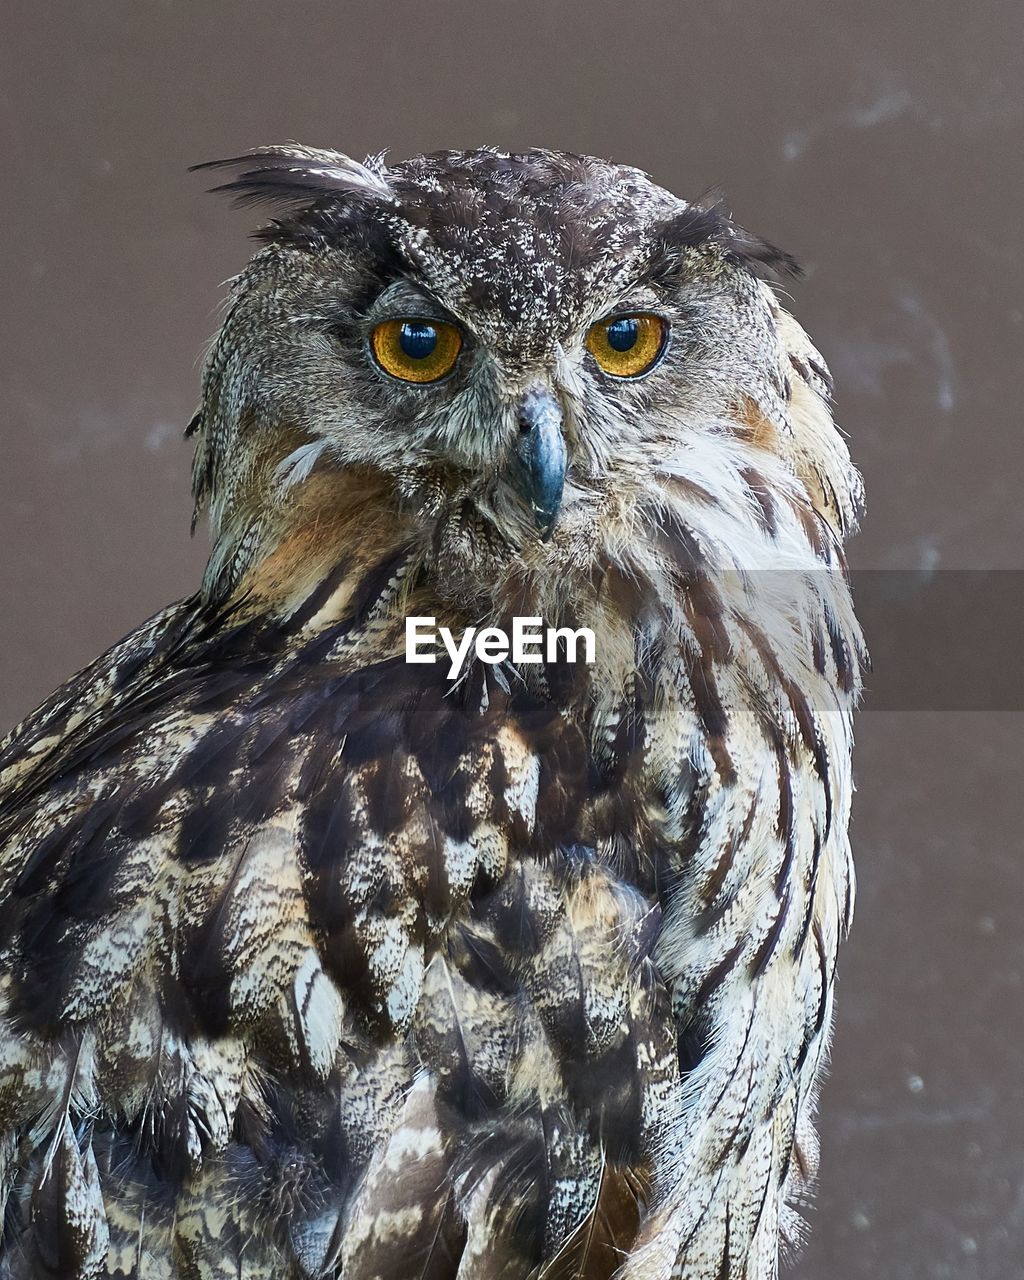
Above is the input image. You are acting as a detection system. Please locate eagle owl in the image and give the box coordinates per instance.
[0,147,864,1280]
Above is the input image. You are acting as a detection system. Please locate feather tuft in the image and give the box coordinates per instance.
[192,144,395,211]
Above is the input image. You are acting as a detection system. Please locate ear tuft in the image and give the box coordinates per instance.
[655,193,802,281]
[191,144,394,211]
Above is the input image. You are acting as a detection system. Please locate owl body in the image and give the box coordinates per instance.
[0,149,863,1279]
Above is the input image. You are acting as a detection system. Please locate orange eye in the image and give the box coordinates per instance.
[585,313,668,378]
[370,318,462,383]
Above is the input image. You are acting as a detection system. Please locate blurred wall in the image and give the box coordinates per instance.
[2,3,1022,1275]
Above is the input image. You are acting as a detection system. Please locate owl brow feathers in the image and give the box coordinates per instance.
[193,145,800,284]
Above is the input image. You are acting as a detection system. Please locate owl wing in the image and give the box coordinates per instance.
[0,572,674,1280]
[0,598,201,801]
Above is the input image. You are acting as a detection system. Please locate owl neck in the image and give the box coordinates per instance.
[202,454,859,740]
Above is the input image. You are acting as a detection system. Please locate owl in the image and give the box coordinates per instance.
[0,146,864,1280]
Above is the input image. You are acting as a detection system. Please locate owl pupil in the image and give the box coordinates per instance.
[399,323,438,360]
[606,318,639,352]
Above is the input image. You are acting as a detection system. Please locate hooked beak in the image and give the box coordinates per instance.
[513,386,566,541]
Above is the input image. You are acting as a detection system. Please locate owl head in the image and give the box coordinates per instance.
[190,145,861,614]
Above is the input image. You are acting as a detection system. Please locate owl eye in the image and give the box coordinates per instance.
[370,318,463,383]
[585,313,668,378]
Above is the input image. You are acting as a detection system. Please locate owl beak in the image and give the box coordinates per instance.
[514,386,566,541]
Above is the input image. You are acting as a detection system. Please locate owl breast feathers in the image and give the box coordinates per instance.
[0,147,864,1280]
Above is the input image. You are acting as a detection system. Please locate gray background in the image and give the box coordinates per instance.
[2,2,1022,1275]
